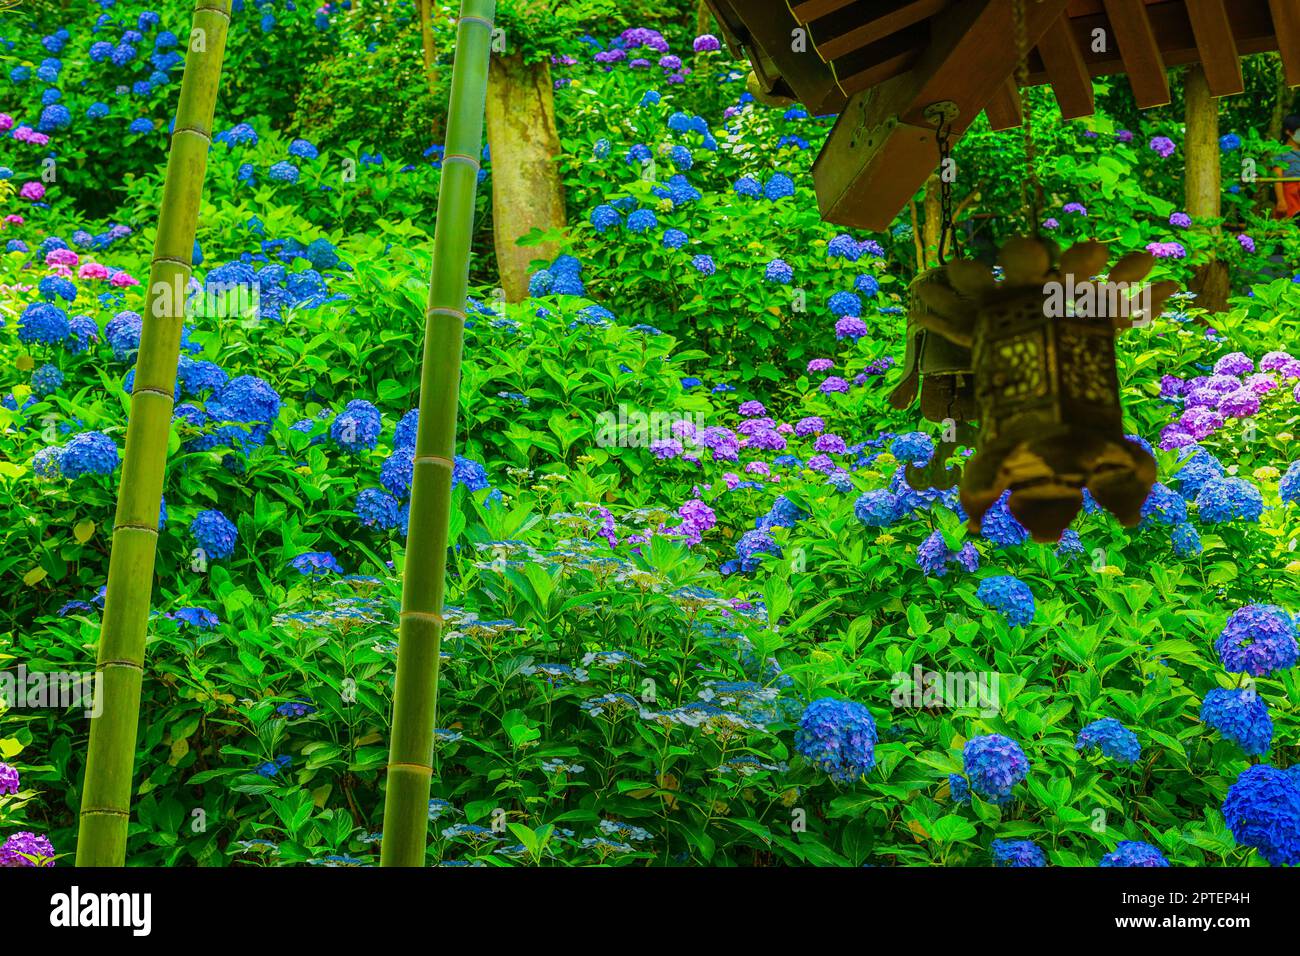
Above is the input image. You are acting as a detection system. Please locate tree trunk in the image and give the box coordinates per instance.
[76,0,231,867]
[485,51,566,301]
[380,0,496,868]
[1185,65,1229,314]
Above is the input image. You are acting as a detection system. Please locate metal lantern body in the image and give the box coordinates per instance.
[910,237,1177,542]
[888,266,978,424]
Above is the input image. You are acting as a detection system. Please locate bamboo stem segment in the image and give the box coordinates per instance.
[75,0,231,867]
[380,0,496,868]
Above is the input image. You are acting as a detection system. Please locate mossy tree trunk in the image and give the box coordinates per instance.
[1185,65,1229,314]
[485,35,566,301]
[380,0,495,868]
[76,0,231,867]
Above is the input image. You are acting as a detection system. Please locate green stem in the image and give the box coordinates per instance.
[76,0,232,868]
[380,0,496,868]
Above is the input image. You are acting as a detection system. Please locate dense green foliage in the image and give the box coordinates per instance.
[1,0,1298,868]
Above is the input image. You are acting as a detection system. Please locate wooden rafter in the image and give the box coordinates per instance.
[1268,0,1300,87]
[1036,12,1095,117]
[813,0,1071,230]
[808,0,949,61]
[984,76,1023,130]
[833,22,928,96]
[1184,0,1243,95]
[1100,0,1171,107]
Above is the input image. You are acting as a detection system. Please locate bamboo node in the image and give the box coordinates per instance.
[442,153,481,171]
[114,522,160,536]
[414,454,455,469]
[132,386,177,402]
[400,610,445,624]
[151,255,193,269]
[388,761,434,776]
[196,3,232,20]
[80,807,131,817]
[425,306,467,321]
[457,14,493,31]
[173,125,213,144]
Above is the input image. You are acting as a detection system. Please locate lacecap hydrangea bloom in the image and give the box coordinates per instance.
[1099,840,1169,867]
[290,552,344,575]
[1200,688,1272,756]
[794,697,877,782]
[1221,764,1300,866]
[1214,604,1298,677]
[976,575,1035,626]
[962,734,1030,804]
[1075,718,1141,764]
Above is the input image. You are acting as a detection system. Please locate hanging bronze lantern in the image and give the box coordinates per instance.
[909,236,1178,542]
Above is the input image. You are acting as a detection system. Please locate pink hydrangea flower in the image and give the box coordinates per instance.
[79,261,110,280]
[0,113,13,131]
[46,248,79,268]
[109,271,140,287]
[19,181,45,201]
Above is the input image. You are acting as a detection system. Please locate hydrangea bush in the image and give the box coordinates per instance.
[0,1,1297,869]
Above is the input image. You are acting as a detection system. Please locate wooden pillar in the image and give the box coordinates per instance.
[1185,65,1229,313]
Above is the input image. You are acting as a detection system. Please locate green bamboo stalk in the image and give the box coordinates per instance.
[381,0,496,868]
[76,0,232,867]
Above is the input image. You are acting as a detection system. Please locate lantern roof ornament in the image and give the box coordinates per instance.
[704,0,1300,229]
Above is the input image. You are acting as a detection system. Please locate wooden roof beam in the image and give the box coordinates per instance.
[712,0,844,115]
[1100,0,1171,107]
[1268,0,1300,87]
[1037,12,1095,117]
[813,0,1071,230]
[809,0,949,62]
[1185,0,1244,95]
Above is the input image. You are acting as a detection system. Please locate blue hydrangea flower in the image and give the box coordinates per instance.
[764,259,793,284]
[1221,764,1300,866]
[991,839,1046,867]
[190,509,237,560]
[1140,482,1187,526]
[30,363,63,397]
[1099,841,1169,867]
[1215,605,1298,676]
[330,399,382,453]
[170,607,219,629]
[59,432,119,478]
[627,209,657,232]
[1173,448,1224,498]
[763,173,794,200]
[794,698,877,782]
[38,275,77,303]
[1076,718,1141,764]
[662,228,688,249]
[590,204,621,232]
[733,175,762,197]
[104,310,143,361]
[356,488,405,533]
[18,302,70,345]
[891,431,934,465]
[1195,476,1263,523]
[976,575,1035,626]
[393,408,419,449]
[1056,528,1085,562]
[962,734,1030,804]
[381,445,415,498]
[268,161,300,183]
[691,254,715,275]
[453,455,490,492]
[290,552,343,575]
[948,773,971,804]
[735,528,781,571]
[854,489,898,527]
[288,138,318,160]
[827,290,861,318]
[980,491,1029,547]
[1200,688,1272,756]
[1280,461,1300,504]
[176,357,228,397]
[1171,522,1202,556]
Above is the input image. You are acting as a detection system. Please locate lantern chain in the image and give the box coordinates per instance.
[924,101,960,265]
